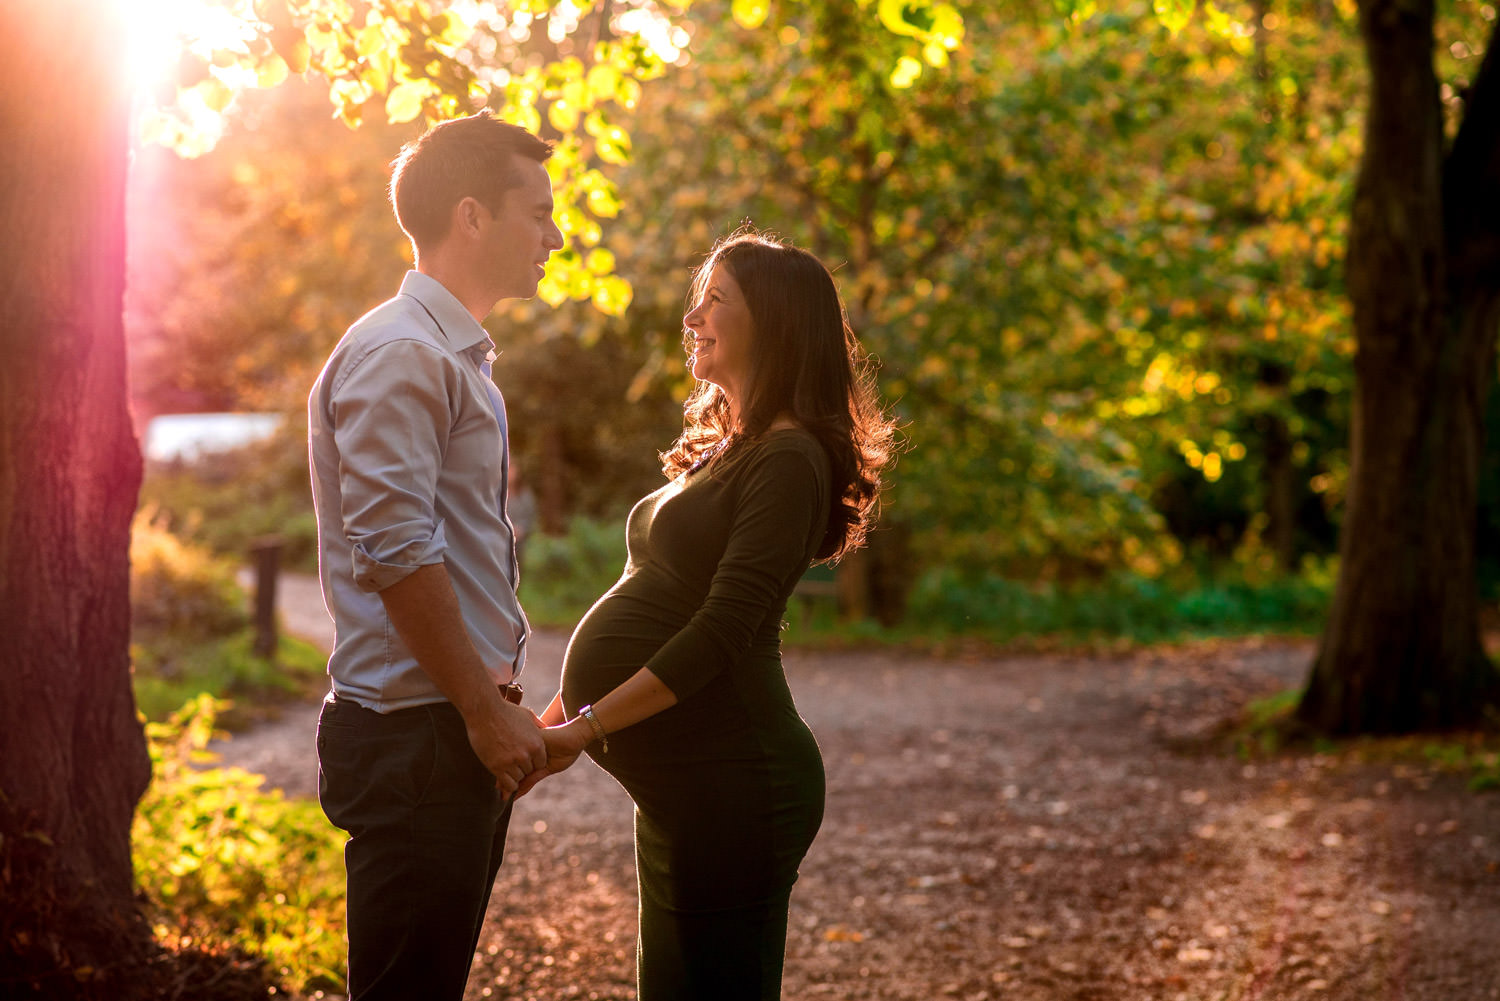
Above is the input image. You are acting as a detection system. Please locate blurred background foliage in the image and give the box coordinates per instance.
[128,0,1500,648]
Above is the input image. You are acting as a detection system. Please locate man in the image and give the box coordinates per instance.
[308,111,565,1000]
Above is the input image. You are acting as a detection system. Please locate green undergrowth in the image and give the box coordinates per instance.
[1231,688,1500,792]
[516,516,630,628]
[140,430,320,574]
[514,518,1334,650]
[134,696,347,996]
[781,565,1333,652]
[132,631,328,729]
[131,507,327,729]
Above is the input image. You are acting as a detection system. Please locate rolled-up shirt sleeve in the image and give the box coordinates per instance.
[329,338,456,592]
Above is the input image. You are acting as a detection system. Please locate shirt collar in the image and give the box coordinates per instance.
[398,270,495,356]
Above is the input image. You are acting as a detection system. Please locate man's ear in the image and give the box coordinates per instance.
[452,196,486,239]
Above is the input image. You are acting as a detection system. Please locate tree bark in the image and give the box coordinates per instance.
[0,1,156,993]
[1297,3,1500,733]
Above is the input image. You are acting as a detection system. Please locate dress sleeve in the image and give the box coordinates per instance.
[643,443,828,700]
[328,339,456,592]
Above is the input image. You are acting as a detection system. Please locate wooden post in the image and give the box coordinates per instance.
[250,535,283,658]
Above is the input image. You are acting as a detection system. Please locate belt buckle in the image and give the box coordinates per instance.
[499,681,524,705]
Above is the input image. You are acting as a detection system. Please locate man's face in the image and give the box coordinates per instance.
[479,155,565,303]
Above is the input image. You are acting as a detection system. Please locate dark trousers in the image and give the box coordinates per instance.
[317,695,512,1001]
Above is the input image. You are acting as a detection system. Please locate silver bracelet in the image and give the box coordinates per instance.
[578,704,609,753]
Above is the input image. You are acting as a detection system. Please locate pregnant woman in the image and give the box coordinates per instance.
[526,228,895,999]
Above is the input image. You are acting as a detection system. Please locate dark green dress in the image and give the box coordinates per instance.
[560,429,830,1001]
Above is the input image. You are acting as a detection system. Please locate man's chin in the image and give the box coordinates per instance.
[496,281,541,304]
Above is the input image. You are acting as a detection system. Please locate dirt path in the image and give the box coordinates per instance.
[216,577,1500,1001]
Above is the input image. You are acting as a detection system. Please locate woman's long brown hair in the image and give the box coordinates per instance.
[661,229,897,563]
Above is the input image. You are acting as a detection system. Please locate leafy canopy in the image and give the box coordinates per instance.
[138,0,964,317]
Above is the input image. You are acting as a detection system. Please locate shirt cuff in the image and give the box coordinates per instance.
[351,522,448,592]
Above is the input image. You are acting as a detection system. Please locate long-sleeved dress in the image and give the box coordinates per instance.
[560,428,831,1000]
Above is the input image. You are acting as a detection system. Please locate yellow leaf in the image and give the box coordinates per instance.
[196,77,233,112]
[430,10,473,48]
[255,54,289,89]
[385,80,427,124]
[549,100,579,132]
[586,63,620,103]
[586,185,621,218]
[890,56,922,89]
[877,0,922,37]
[596,137,629,166]
[269,26,309,73]
[591,275,632,316]
[731,0,769,29]
[355,22,385,58]
[359,52,390,94]
[1154,0,1195,33]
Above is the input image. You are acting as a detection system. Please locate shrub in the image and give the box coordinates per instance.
[517,516,629,627]
[140,427,319,573]
[131,506,248,642]
[130,510,329,724]
[902,565,1332,644]
[133,696,347,996]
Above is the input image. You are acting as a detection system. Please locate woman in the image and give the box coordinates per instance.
[530,228,895,999]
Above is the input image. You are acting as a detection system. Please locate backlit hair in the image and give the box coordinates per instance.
[389,111,553,254]
[662,228,896,562]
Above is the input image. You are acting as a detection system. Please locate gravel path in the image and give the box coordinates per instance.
[215,576,1500,1001]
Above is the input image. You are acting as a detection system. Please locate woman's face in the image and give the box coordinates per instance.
[683,263,755,411]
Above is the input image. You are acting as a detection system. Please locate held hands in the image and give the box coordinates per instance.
[513,717,593,798]
[464,697,548,799]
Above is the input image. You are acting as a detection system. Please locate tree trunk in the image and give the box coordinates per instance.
[0,1,156,994]
[1297,3,1500,733]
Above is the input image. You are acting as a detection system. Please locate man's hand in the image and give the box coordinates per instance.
[463,698,548,798]
[374,564,546,797]
[514,717,592,797]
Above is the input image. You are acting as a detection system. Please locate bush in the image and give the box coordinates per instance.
[518,516,629,627]
[131,506,248,642]
[902,565,1332,645]
[140,427,319,573]
[130,509,328,724]
[134,695,347,996]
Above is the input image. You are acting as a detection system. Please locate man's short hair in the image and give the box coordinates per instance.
[389,111,554,253]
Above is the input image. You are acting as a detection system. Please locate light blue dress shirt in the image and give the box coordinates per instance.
[308,271,528,712]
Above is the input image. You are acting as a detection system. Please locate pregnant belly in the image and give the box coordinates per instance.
[559,585,687,709]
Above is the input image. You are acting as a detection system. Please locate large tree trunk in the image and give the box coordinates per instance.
[1297,3,1500,733]
[0,1,156,994]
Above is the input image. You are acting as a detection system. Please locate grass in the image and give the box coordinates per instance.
[132,630,329,729]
